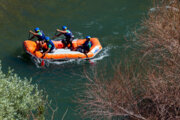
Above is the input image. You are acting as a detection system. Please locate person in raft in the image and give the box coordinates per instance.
[42,36,55,57]
[77,36,92,53]
[29,27,46,50]
[52,26,74,49]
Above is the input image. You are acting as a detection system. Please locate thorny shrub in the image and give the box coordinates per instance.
[77,0,180,120]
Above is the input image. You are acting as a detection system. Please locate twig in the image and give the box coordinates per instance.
[47,103,58,120]
[61,107,69,120]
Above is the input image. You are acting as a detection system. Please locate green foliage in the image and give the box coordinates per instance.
[0,62,45,120]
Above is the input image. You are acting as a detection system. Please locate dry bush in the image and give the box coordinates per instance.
[77,63,180,120]
[76,64,148,120]
[137,1,180,118]
[143,67,180,119]
[77,0,180,120]
[137,0,180,67]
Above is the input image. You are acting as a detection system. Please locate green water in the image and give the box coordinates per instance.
[0,0,151,119]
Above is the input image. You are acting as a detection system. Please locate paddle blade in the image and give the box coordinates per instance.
[89,59,95,65]
[41,60,45,66]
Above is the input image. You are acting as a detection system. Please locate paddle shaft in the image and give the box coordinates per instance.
[84,52,92,63]
[28,32,30,40]
[51,31,59,40]
[55,31,58,36]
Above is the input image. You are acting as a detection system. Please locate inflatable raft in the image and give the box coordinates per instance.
[23,38,102,60]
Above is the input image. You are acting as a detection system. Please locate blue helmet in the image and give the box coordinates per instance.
[34,27,40,32]
[45,36,50,41]
[62,26,67,30]
[86,36,91,39]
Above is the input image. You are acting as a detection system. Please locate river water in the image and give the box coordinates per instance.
[0,0,151,119]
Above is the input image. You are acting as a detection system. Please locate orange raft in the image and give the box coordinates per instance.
[23,38,102,60]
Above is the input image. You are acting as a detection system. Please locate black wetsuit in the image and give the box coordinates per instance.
[62,29,74,48]
[77,40,92,53]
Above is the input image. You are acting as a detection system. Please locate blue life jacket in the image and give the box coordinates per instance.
[37,31,46,40]
[64,29,73,38]
[46,40,55,51]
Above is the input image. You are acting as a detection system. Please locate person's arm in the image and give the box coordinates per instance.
[42,44,52,56]
[42,48,50,57]
[57,29,67,34]
[29,30,39,36]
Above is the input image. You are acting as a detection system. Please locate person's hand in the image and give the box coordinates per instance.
[29,30,33,33]
[42,53,45,58]
[56,29,60,32]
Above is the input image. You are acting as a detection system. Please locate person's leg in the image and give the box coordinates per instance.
[66,37,72,48]
[62,39,67,48]
[83,47,89,53]
[69,38,73,48]
[77,46,84,53]
[49,48,56,53]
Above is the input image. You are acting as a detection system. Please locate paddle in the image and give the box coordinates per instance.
[28,32,33,40]
[83,40,94,65]
[84,52,94,65]
[28,31,34,40]
[28,32,30,40]
[41,59,45,67]
[52,31,58,40]
[41,53,45,67]
[54,31,58,36]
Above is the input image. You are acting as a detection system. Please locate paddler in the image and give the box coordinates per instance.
[42,36,55,57]
[29,27,46,50]
[52,26,74,49]
[77,36,92,53]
